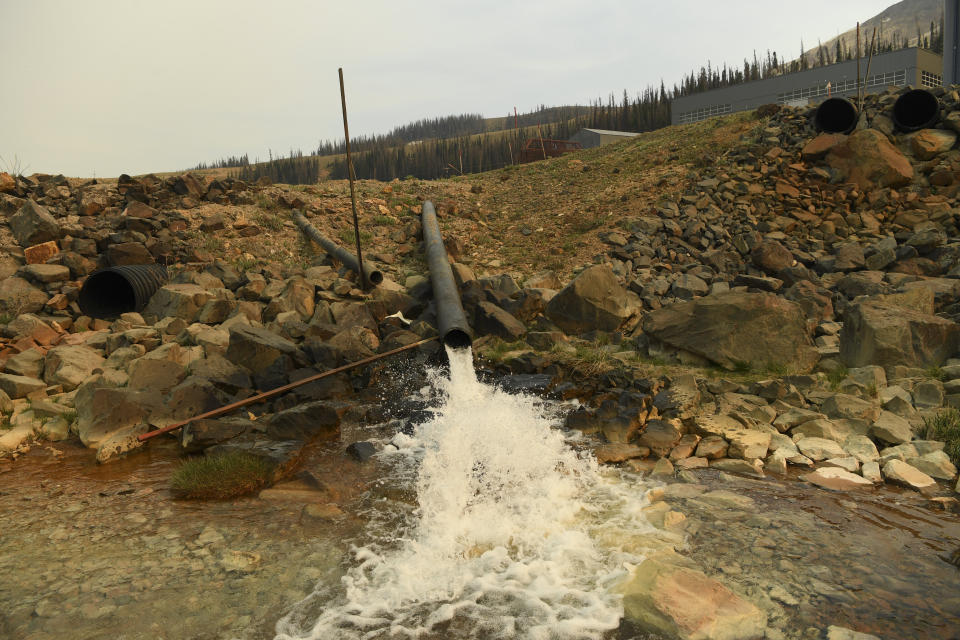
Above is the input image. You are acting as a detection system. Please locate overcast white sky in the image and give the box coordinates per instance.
[1,0,893,177]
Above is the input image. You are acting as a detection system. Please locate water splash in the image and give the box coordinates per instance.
[276,347,652,640]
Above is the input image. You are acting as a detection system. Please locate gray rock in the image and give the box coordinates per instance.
[642,291,819,373]
[43,345,106,391]
[843,435,880,463]
[840,297,960,370]
[882,459,936,491]
[545,264,640,334]
[266,401,341,441]
[0,373,46,399]
[905,450,957,480]
[473,301,525,340]
[0,277,49,315]
[870,411,913,445]
[225,324,301,374]
[795,437,846,461]
[9,200,60,246]
[143,284,214,322]
[821,394,880,422]
[802,466,872,491]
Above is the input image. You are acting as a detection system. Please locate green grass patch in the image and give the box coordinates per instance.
[256,195,279,211]
[827,365,849,391]
[170,451,275,499]
[925,366,946,381]
[254,210,284,232]
[374,215,394,225]
[338,228,373,245]
[922,409,960,466]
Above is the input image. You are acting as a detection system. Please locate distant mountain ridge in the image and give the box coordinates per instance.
[801,0,941,63]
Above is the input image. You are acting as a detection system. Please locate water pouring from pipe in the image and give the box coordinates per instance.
[276,346,654,640]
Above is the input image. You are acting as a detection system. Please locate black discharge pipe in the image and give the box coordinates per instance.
[293,211,383,286]
[892,89,941,132]
[78,263,168,318]
[813,97,859,134]
[421,201,472,348]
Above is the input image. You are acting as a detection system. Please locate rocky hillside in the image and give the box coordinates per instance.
[1,83,960,500]
[5,83,960,639]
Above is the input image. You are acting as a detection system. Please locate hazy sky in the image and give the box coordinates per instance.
[1,0,893,177]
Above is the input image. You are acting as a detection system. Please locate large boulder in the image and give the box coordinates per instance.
[143,284,213,322]
[642,291,818,373]
[826,128,913,189]
[265,401,341,441]
[75,384,161,447]
[545,264,640,334]
[9,200,60,246]
[43,345,106,391]
[0,277,49,315]
[910,129,956,160]
[840,297,960,370]
[225,324,302,374]
[615,555,767,640]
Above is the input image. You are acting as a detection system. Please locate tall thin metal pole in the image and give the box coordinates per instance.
[339,67,368,291]
[856,23,862,109]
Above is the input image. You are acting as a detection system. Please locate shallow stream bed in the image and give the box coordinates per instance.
[1,425,959,640]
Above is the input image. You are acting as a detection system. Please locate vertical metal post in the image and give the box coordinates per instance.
[338,67,367,291]
[946,0,960,86]
[856,23,862,109]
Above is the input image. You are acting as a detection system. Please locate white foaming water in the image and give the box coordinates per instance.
[276,347,653,640]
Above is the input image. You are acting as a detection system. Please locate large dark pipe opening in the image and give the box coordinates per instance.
[421,201,473,348]
[78,264,168,318]
[892,89,940,131]
[813,97,859,133]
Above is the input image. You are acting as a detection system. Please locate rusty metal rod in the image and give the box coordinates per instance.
[137,336,438,442]
[339,67,368,290]
[293,211,382,285]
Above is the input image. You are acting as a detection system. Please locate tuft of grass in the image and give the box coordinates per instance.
[483,338,529,361]
[256,195,279,211]
[374,215,394,225]
[732,360,752,373]
[922,409,960,466]
[0,313,10,325]
[338,228,373,245]
[170,451,276,499]
[925,366,946,381]
[827,365,849,391]
[254,210,284,232]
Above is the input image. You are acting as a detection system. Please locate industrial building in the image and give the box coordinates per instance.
[671,47,943,125]
[567,128,641,149]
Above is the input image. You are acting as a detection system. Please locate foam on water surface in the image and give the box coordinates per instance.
[276,347,653,640]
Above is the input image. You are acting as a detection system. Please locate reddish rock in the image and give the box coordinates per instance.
[0,172,15,193]
[774,180,800,198]
[23,241,59,265]
[802,133,846,161]
[826,129,913,189]
[910,129,957,160]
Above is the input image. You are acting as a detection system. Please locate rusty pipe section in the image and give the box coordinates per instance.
[138,336,438,442]
[293,210,382,286]
[421,201,472,348]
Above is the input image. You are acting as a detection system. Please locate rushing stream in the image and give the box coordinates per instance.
[275,347,654,639]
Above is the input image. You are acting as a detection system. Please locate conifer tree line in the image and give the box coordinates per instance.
[328,88,671,181]
[229,149,320,184]
[193,17,942,183]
